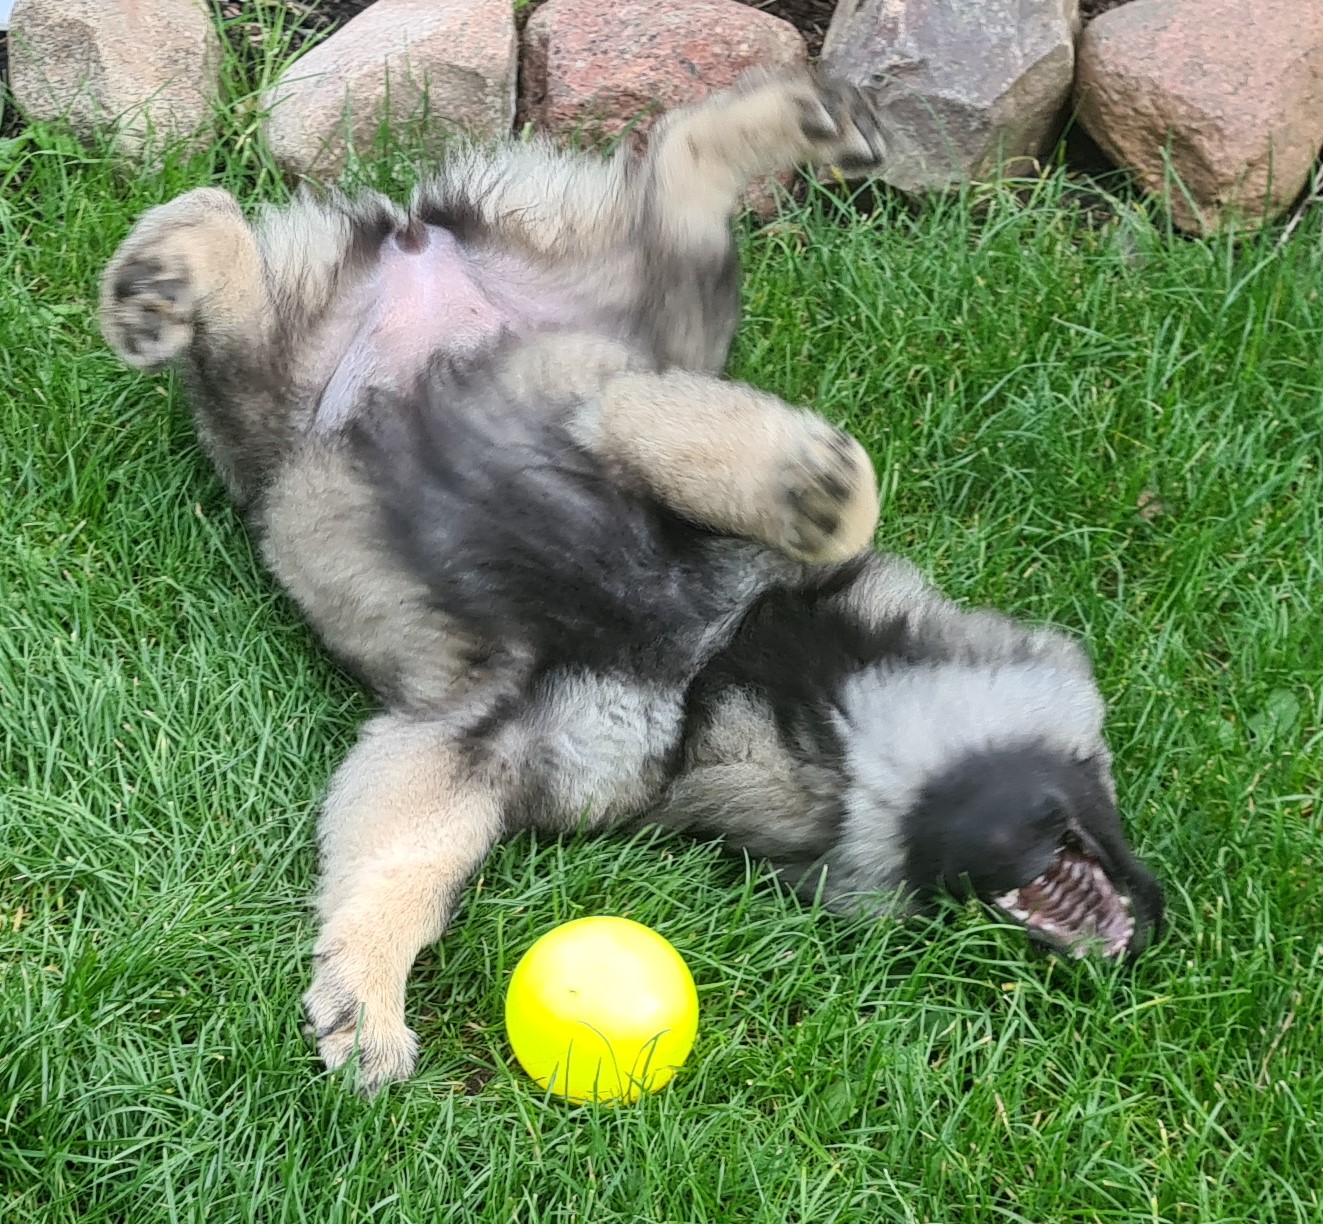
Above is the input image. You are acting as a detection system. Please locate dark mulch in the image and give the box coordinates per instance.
[0,30,20,140]
[218,0,367,57]
[295,0,375,24]
[740,0,839,57]
[1080,0,1139,22]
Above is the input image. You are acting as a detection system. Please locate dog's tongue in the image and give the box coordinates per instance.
[995,848,1134,959]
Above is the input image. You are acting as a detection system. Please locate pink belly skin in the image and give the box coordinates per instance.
[316,225,521,429]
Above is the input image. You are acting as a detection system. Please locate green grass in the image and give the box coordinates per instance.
[3,49,1322,1224]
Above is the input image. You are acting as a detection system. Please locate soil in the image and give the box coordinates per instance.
[0,31,19,139]
[1079,0,1140,22]
[218,0,364,57]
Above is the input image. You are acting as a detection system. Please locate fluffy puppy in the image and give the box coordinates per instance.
[99,69,1163,1093]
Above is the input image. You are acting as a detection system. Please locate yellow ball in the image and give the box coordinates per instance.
[504,916,699,1104]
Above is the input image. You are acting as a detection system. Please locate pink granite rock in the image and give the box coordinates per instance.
[520,0,808,214]
[263,0,516,180]
[1075,0,1323,234]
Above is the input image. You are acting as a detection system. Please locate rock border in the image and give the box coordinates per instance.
[4,0,1320,237]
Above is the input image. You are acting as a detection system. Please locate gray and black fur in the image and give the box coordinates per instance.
[99,69,1162,1094]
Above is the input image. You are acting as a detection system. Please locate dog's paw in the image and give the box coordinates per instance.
[794,75,887,177]
[302,964,419,1096]
[98,188,239,370]
[776,420,879,564]
[102,254,198,369]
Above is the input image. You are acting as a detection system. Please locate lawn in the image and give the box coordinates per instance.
[2,46,1321,1224]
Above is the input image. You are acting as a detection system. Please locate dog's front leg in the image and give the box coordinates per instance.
[630,69,887,369]
[578,368,880,563]
[100,189,306,506]
[302,713,504,1095]
[641,69,888,250]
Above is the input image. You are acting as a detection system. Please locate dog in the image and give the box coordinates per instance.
[99,69,1164,1093]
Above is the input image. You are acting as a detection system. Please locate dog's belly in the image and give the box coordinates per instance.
[313,224,585,431]
[488,673,687,829]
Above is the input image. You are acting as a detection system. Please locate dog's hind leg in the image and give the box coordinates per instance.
[412,72,887,372]
[302,713,504,1094]
[581,368,880,563]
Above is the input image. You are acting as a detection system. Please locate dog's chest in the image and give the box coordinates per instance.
[313,225,586,431]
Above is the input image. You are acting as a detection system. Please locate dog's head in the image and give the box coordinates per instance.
[834,645,1164,959]
[901,741,1164,958]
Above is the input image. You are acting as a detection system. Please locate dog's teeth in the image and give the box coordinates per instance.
[1019,873,1048,896]
[1038,877,1068,908]
[1063,897,1097,932]
[995,889,1031,922]
[999,849,1137,960]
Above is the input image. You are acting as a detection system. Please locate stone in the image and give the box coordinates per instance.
[520,0,807,214]
[1075,0,1323,235]
[6,0,221,159]
[820,0,1080,193]
[520,0,806,144]
[263,0,516,180]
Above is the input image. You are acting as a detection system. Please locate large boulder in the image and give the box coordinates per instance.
[1075,0,1323,235]
[821,0,1080,193]
[7,0,221,159]
[520,0,806,215]
[263,0,517,180]
[520,0,806,147]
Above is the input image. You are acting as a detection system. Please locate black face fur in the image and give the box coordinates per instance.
[902,744,1164,956]
[671,574,1165,959]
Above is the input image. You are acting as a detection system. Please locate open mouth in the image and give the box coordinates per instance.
[993,840,1134,960]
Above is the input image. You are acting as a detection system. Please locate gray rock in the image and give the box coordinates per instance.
[821,0,1080,193]
[7,0,221,159]
[263,0,517,181]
